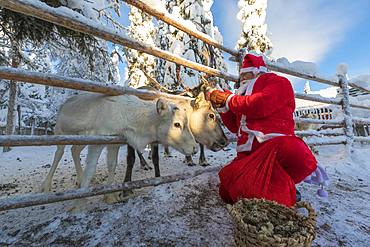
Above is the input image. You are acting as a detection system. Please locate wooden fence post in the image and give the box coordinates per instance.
[337,68,354,156]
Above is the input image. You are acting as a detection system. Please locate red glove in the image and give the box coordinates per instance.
[208,90,232,108]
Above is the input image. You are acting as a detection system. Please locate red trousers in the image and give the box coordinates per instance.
[219,136,317,207]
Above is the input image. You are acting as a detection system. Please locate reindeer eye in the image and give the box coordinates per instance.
[209,113,215,119]
[174,122,181,128]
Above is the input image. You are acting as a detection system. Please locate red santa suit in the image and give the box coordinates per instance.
[218,54,317,207]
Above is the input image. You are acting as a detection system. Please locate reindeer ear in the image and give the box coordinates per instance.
[192,92,207,109]
[156,99,169,116]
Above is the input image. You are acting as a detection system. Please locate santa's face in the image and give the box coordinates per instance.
[240,72,256,82]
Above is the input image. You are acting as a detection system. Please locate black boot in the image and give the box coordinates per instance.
[296,188,302,202]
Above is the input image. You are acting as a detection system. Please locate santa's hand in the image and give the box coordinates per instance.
[208,90,232,108]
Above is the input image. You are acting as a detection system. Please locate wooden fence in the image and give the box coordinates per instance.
[0,0,369,211]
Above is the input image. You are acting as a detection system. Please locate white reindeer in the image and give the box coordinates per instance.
[40,93,198,194]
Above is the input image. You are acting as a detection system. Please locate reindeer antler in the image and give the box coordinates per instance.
[141,69,176,94]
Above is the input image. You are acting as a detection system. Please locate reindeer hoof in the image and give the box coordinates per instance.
[200,162,210,167]
[187,162,196,167]
[141,165,153,171]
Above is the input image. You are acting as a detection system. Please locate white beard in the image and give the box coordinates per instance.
[236,78,257,95]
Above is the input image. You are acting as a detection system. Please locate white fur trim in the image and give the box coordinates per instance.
[240,67,257,74]
[225,94,235,110]
[240,66,268,75]
[236,115,286,152]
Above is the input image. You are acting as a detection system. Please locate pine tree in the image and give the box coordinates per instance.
[236,0,272,54]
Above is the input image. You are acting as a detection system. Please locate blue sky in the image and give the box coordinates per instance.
[212,0,370,92]
[117,1,370,92]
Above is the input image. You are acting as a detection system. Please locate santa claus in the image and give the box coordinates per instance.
[209,53,327,207]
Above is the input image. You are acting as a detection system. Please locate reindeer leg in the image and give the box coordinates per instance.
[104,145,124,204]
[71,145,86,187]
[124,145,136,182]
[137,150,152,170]
[198,144,210,167]
[70,145,104,212]
[106,145,136,203]
[163,145,172,157]
[186,155,196,167]
[40,145,65,192]
[151,144,160,177]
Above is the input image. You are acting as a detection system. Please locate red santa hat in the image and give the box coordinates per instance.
[240,53,268,75]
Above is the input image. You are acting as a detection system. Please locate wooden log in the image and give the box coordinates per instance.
[294,117,344,125]
[294,92,341,105]
[295,129,345,137]
[266,62,339,87]
[124,0,239,57]
[338,75,354,152]
[304,136,347,146]
[294,92,370,110]
[349,102,370,111]
[0,67,191,102]
[0,135,128,146]
[0,166,221,212]
[348,81,370,94]
[0,0,238,82]
[352,117,370,125]
[353,136,370,142]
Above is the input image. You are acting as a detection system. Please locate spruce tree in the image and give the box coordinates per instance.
[236,0,272,54]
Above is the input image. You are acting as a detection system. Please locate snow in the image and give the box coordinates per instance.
[351,74,370,91]
[336,63,348,78]
[0,143,369,246]
[142,0,166,12]
[272,57,319,76]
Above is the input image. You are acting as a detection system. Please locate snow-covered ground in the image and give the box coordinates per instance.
[0,143,369,246]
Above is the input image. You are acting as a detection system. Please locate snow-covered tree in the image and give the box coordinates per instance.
[110,46,121,85]
[125,6,157,88]
[236,0,272,54]
[160,0,228,90]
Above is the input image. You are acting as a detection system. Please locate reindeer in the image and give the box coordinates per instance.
[39,93,198,201]
[134,74,227,168]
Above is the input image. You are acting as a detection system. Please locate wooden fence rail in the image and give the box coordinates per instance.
[353,136,370,142]
[295,129,344,137]
[294,117,344,125]
[295,92,370,111]
[1,66,369,111]
[0,166,221,211]
[0,66,192,102]
[352,117,370,125]
[0,135,128,146]
[304,136,347,146]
